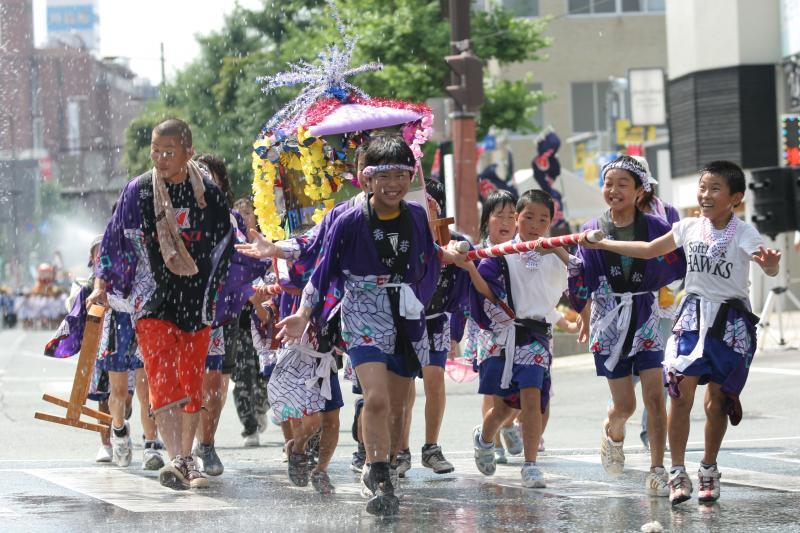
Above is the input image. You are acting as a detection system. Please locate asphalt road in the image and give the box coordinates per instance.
[1,328,798,532]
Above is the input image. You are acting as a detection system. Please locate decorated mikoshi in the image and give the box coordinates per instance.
[459,230,606,261]
[251,0,433,240]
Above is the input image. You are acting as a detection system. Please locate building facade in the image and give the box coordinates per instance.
[0,0,155,287]
[483,0,668,178]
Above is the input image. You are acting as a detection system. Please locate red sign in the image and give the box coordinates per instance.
[38,157,53,181]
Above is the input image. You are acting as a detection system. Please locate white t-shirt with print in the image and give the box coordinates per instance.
[672,217,764,302]
[506,251,567,324]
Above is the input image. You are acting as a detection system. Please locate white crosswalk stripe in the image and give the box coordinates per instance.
[22,468,235,512]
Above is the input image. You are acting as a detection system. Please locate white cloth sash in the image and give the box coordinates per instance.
[664,296,721,373]
[594,291,650,371]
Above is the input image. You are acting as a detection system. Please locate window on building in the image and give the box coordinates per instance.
[569,0,664,15]
[499,0,539,17]
[473,0,539,16]
[571,81,610,133]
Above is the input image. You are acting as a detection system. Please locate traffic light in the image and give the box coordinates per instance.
[445,51,484,111]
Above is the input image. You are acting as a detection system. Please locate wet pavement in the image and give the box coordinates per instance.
[2,329,799,532]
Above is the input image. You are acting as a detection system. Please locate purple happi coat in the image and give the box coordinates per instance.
[569,210,686,371]
[424,233,473,364]
[45,283,91,358]
[96,173,265,330]
[300,200,441,359]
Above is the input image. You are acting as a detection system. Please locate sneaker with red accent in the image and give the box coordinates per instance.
[669,470,693,506]
[697,465,721,503]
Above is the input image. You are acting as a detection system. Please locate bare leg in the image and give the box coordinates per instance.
[422,365,446,445]
[134,368,157,440]
[98,400,110,446]
[400,380,415,450]
[181,411,200,457]
[606,376,637,442]
[108,371,128,430]
[356,362,391,464]
[196,370,229,445]
[668,375,699,467]
[518,387,543,463]
[481,395,516,444]
[154,406,183,459]
[639,367,667,467]
[386,371,413,461]
[293,413,320,453]
[313,410,340,472]
[702,382,729,465]
[280,420,293,443]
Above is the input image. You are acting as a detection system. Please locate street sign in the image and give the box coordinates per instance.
[628,68,666,126]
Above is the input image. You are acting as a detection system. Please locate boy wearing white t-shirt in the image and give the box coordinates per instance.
[583,160,781,506]
[461,190,579,488]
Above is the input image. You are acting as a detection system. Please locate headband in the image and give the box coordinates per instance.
[601,158,652,192]
[362,164,415,177]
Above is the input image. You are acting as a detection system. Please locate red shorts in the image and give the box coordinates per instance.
[135,318,210,414]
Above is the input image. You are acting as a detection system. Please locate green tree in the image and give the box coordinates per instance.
[125,0,551,193]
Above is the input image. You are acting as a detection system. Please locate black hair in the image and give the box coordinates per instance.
[479,190,516,241]
[516,189,555,218]
[636,187,656,211]
[153,118,192,148]
[700,160,746,196]
[425,178,446,215]
[233,196,253,210]
[198,154,233,208]
[605,155,645,188]
[363,135,415,169]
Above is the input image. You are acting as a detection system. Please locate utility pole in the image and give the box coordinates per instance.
[445,0,483,240]
[160,42,166,86]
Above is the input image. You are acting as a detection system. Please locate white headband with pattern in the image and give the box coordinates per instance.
[362,164,415,177]
[601,157,652,192]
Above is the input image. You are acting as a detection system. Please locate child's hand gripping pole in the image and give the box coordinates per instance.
[455,230,605,260]
[452,230,604,320]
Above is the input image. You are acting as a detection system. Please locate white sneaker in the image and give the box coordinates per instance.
[243,433,260,447]
[256,413,268,433]
[110,422,133,467]
[500,425,524,456]
[521,463,546,488]
[698,465,721,503]
[599,419,624,475]
[95,444,113,463]
[645,466,670,497]
[142,442,165,471]
[669,469,693,505]
[495,447,508,464]
[473,425,496,476]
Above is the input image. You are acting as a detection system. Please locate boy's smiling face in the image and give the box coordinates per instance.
[697,172,743,224]
[602,168,639,212]
[369,169,411,211]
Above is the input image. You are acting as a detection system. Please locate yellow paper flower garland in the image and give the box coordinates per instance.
[251,141,284,241]
[252,127,349,238]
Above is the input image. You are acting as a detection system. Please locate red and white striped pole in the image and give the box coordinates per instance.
[456,229,605,260]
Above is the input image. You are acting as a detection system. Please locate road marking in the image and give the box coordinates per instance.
[22,468,236,512]
[749,366,800,376]
[732,452,800,465]
[0,505,18,517]
[553,453,800,492]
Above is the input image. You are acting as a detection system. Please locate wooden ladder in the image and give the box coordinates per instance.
[34,304,113,433]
